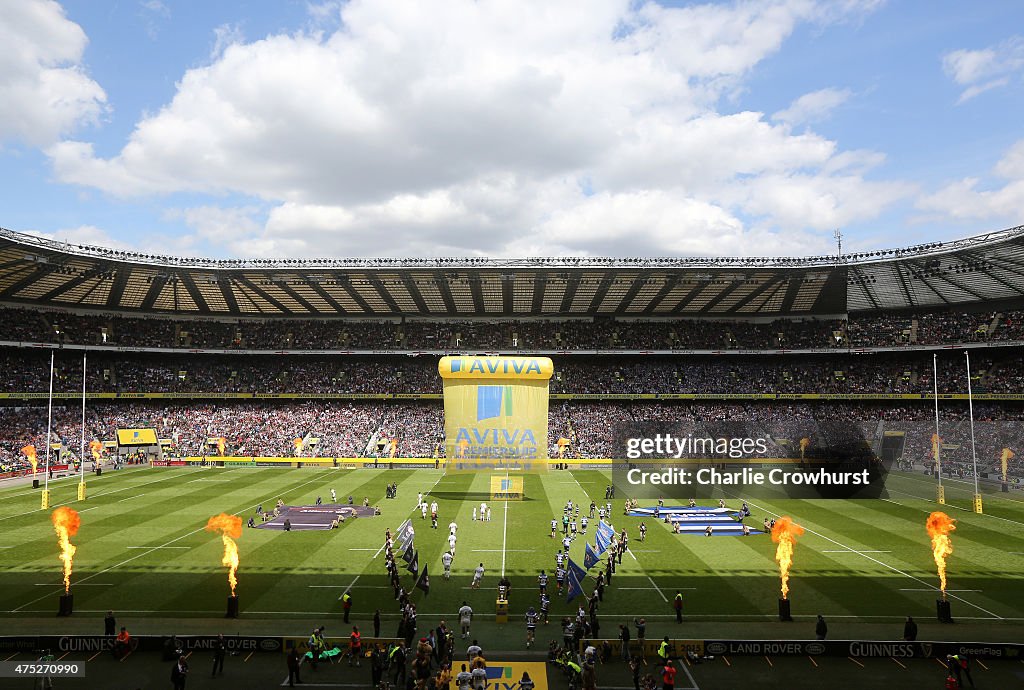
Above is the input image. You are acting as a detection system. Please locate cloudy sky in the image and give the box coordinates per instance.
[3,0,1024,259]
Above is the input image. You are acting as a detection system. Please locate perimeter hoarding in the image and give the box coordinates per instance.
[439,356,552,472]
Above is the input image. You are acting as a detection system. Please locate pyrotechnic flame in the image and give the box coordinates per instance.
[293,438,303,456]
[389,439,398,458]
[89,439,103,461]
[205,513,241,596]
[926,511,956,595]
[51,507,81,594]
[22,444,38,473]
[217,437,226,456]
[931,434,941,460]
[799,437,810,451]
[770,516,805,600]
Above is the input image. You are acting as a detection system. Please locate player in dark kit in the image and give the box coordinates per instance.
[525,606,538,648]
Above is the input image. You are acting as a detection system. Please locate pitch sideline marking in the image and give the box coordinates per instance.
[733,494,1005,620]
[566,469,669,602]
[126,546,188,550]
[343,471,450,601]
[371,471,447,560]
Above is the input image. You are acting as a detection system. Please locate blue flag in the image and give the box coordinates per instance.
[598,520,615,542]
[565,567,584,604]
[568,558,587,585]
[584,542,599,570]
[595,529,610,555]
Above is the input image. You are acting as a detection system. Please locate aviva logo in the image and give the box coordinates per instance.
[485,666,514,680]
[477,385,513,421]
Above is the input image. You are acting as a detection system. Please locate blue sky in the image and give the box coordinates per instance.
[2,0,1024,259]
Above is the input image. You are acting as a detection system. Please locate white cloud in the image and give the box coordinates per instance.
[47,0,899,257]
[210,23,244,60]
[169,205,264,243]
[0,0,107,146]
[24,225,133,250]
[139,0,171,40]
[942,36,1024,103]
[772,87,852,126]
[917,139,1024,221]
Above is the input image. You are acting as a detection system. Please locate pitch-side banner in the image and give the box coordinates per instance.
[439,356,552,471]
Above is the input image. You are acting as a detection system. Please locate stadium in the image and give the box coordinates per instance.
[1,224,1023,689]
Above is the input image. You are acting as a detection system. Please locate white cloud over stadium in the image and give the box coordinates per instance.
[38,0,912,258]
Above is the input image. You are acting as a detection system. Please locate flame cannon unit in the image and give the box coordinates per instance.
[58,592,73,617]
[226,595,239,618]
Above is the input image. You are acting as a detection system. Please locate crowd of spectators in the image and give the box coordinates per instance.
[2,348,1022,397]
[3,400,1023,480]
[4,306,1024,351]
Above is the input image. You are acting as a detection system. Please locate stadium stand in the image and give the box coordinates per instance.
[2,225,1024,484]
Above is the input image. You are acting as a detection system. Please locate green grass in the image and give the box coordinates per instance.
[1,465,1022,646]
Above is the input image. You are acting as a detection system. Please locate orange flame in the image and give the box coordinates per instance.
[931,434,941,460]
[217,437,226,456]
[205,513,241,596]
[770,516,805,600]
[926,511,956,595]
[293,438,303,456]
[799,438,810,451]
[89,439,103,461]
[389,439,398,458]
[21,444,38,473]
[51,507,81,594]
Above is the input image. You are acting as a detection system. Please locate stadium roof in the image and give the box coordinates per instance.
[1,225,1024,317]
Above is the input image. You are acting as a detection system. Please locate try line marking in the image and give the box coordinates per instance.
[885,489,1024,528]
[10,470,334,613]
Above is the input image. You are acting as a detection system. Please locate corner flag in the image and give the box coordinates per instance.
[584,542,599,570]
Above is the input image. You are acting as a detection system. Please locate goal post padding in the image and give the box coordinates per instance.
[439,356,552,473]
